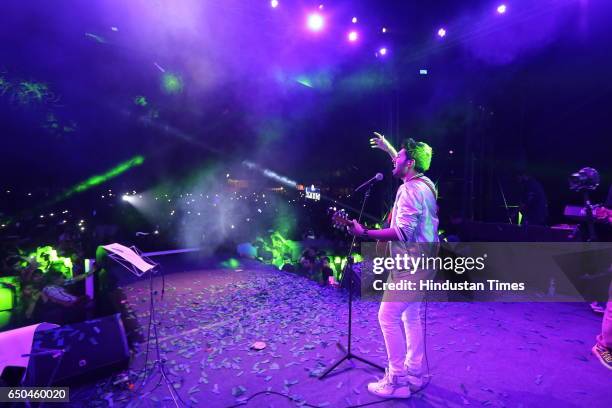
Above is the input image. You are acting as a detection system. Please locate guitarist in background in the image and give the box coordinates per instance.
[592,186,612,370]
[348,134,439,399]
[593,184,612,225]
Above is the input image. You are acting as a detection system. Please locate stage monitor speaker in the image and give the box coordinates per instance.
[25,314,129,386]
[0,366,26,387]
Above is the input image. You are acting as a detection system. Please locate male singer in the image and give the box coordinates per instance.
[348,133,438,398]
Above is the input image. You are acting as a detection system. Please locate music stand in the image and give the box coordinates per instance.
[102,243,181,407]
[102,244,157,277]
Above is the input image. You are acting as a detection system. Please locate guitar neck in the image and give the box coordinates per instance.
[332,217,353,227]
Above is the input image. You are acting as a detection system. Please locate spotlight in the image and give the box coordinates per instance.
[377,47,388,56]
[307,13,324,32]
[351,17,358,23]
[122,194,130,201]
[382,27,387,33]
[270,0,279,8]
[497,4,507,14]
[437,27,446,38]
[347,30,358,42]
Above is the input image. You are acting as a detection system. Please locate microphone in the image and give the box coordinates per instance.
[355,172,384,192]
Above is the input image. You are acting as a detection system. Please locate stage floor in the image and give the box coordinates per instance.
[74,257,611,407]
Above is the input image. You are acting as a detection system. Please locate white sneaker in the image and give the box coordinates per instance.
[405,366,424,391]
[590,302,605,314]
[367,368,411,399]
[406,373,423,391]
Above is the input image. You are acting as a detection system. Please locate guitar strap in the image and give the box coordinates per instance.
[380,175,437,253]
[386,174,438,226]
[409,173,438,200]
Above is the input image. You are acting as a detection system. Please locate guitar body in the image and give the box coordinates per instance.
[329,207,391,257]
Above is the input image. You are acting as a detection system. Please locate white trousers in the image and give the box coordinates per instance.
[378,300,424,376]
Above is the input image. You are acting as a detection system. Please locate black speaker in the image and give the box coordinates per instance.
[0,366,26,387]
[25,314,129,386]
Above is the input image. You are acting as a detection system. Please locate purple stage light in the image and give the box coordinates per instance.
[270,0,279,8]
[347,30,358,42]
[352,17,358,24]
[497,4,507,14]
[307,13,325,32]
[437,27,447,38]
[382,27,387,33]
[378,47,388,56]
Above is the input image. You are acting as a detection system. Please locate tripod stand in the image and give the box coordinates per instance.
[137,263,183,407]
[319,184,384,379]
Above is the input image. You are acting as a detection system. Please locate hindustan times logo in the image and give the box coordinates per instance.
[372,254,487,275]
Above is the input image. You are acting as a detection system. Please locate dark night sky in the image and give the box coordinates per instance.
[1,0,611,223]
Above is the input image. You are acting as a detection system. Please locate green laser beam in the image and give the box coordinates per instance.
[61,155,145,199]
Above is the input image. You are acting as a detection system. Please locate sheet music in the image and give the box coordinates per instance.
[102,243,156,273]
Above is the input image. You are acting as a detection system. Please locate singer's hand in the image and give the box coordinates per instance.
[369,132,389,151]
[347,219,365,236]
[370,132,398,158]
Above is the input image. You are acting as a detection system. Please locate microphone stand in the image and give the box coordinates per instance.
[582,190,598,242]
[319,183,384,380]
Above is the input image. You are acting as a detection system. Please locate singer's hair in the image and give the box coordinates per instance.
[402,138,433,172]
